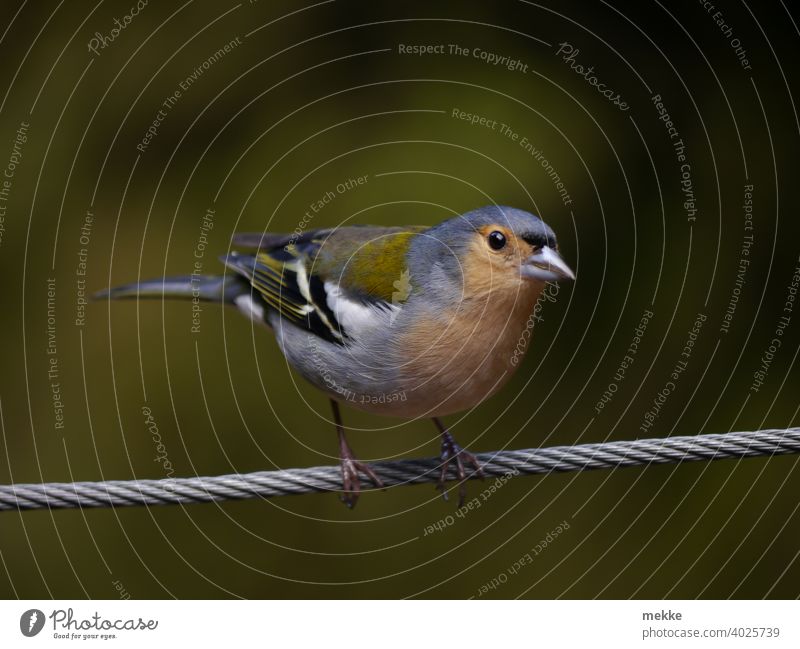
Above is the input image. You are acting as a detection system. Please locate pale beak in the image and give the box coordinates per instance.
[522,246,575,281]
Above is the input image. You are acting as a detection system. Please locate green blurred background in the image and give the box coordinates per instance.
[1,0,799,599]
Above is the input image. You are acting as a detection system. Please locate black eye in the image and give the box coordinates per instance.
[488,230,506,250]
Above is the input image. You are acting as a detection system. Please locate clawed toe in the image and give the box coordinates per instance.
[339,458,384,508]
[436,426,484,507]
[332,399,384,508]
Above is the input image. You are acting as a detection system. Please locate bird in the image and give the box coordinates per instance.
[96,205,574,507]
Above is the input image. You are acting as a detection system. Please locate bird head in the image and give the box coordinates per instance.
[411,206,574,299]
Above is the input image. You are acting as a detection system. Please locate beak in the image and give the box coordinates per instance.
[521,246,575,282]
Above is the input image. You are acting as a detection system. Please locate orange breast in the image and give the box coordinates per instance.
[393,284,542,418]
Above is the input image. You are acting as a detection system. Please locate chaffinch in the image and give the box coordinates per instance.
[98,205,575,507]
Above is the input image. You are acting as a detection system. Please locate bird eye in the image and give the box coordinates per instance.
[487,230,507,250]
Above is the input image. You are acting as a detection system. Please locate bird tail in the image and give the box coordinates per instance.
[93,275,248,304]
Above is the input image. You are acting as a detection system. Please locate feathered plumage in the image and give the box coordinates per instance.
[96,206,574,506]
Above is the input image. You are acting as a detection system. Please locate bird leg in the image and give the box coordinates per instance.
[331,400,383,508]
[432,417,484,507]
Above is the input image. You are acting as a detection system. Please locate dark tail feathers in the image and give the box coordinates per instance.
[93,275,247,304]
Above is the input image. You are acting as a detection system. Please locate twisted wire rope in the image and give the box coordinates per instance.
[1,428,798,510]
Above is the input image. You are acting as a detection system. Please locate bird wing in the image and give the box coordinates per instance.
[223,225,426,344]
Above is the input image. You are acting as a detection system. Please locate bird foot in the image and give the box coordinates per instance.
[332,399,383,508]
[437,431,484,507]
[339,453,384,509]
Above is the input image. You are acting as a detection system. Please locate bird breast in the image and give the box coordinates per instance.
[388,284,543,418]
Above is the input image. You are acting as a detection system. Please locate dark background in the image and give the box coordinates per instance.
[1,0,798,598]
